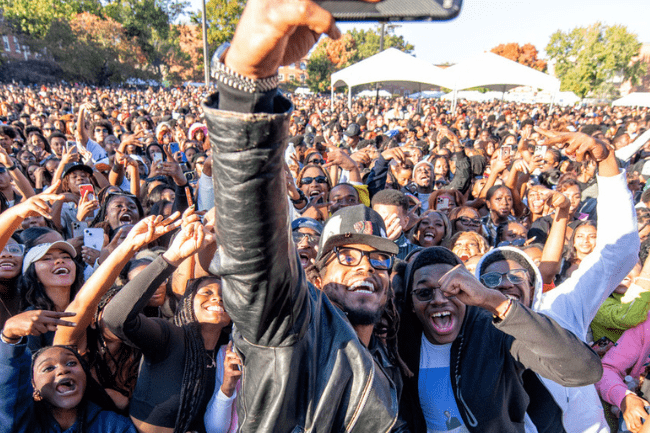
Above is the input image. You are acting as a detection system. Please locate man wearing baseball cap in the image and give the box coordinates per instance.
[343,123,361,151]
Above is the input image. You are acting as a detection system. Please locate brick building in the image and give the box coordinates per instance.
[278,58,309,85]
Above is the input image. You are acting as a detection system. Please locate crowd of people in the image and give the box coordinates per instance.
[0,2,650,432]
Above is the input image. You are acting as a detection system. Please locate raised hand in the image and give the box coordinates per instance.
[76,189,100,222]
[3,310,76,341]
[162,209,208,266]
[535,128,610,163]
[125,213,182,251]
[547,191,570,212]
[12,181,65,219]
[324,146,357,171]
[221,342,243,398]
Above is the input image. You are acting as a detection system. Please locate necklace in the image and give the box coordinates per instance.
[0,296,12,318]
[205,349,216,369]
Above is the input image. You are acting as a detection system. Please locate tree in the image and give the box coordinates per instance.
[306,27,414,93]
[37,12,147,85]
[190,0,245,51]
[490,43,547,71]
[349,26,414,61]
[0,0,101,38]
[546,23,647,98]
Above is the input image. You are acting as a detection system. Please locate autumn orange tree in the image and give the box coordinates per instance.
[490,43,547,72]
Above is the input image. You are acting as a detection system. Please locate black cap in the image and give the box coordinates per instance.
[61,162,93,179]
[316,205,398,263]
[292,217,323,234]
[344,123,361,137]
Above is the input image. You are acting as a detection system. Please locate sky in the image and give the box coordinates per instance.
[185,0,650,65]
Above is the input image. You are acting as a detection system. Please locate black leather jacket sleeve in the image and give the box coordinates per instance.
[204,92,310,347]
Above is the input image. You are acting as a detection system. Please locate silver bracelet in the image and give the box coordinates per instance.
[211,42,278,94]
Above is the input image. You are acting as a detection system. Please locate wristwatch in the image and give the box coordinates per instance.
[211,42,279,94]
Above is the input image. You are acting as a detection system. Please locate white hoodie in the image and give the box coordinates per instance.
[477,170,639,433]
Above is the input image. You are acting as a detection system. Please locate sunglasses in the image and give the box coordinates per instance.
[292,232,319,245]
[42,127,55,132]
[411,287,443,302]
[308,159,326,165]
[456,216,481,227]
[2,244,25,256]
[300,176,328,185]
[480,269,529,288]
[329,246,393,271]
[497,238,526,248]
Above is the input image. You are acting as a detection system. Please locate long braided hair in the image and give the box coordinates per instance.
[172,276,231,433]
[87,286,141,403]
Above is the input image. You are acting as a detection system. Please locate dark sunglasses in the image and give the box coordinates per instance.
[308,159,326,165]
[42,127,55,131]
[480,269,529,288]
[455,216,481,227]
[292,232,319,245]
[0,167,6,174]
[300,176,328,185]
[411,287,442,302]
[329,246,393,271]
[497,238,526,248]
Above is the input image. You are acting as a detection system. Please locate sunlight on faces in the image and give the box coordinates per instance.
[320,243,390,326]
[34,248,76,287]
[193,280,231,326]
[574,224,597,258]
[0,239,22,279]
[32,347,86,410]
[412,264,465,345]
[415,212,446,247]
[482,259,532,308]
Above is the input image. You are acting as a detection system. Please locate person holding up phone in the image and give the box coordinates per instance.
[203,0,412,431]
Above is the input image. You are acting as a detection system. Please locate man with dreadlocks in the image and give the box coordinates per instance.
[204,0,407,431]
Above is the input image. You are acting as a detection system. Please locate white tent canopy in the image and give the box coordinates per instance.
[330,48,452,107]
[612,93,650,107]
[441,52,561,110]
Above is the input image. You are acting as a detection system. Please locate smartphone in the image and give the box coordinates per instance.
[66,141,78,154]
[83,228,104,251]
[184,170,197,182]
[436,196,450,211]
[316,0,462,22]
[79,184,95,201]
[72,221,88,238]
[534,145,547,159]
[152,152,163,164]
[500,145,511,160]
[169,142,188,163]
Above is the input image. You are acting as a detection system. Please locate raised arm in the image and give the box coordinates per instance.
[536,130,640,339]
[538,191,570,285]
[0,183,63,250]
[103,216,204,353]
[53,214,181,351]
[0,148,34,199]
[439,264,602,387]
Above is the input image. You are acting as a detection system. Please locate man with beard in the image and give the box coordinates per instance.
[204,0,407,430]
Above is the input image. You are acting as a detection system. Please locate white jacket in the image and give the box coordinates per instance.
[477,170,639,433]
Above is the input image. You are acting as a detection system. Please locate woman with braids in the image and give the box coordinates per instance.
[0,312,136,432]
[53,213,182,412]
[103,215,241,433]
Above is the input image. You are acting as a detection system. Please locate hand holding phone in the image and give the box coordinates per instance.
[500,145,511,160]
[83,228,104,251]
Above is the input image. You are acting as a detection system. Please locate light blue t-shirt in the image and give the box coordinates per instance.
[418,334,469,433]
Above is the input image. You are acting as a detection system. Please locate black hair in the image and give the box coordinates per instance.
[485,184,511,203]
[172,276,231,433]
[641,188,650,205]
[91,119,114,136]
[371,189,409,213]
[640,237,650,264]
[565,220,598,264]
[145,184,174,210]
[31,345,92,431]
[19,259,85,311]
[90,192,144,236]
[19,227,61,250]
[87,286,141,402]
[49,131,67,142]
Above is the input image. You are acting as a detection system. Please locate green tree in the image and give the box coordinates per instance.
[546,23,647,98]
[349,26,414,61]
[0,0,101,38]
[306,27,414,93]
[190,0,245,52]
[306,48,335,93]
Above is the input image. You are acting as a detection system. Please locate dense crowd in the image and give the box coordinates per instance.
[0,19,650,433]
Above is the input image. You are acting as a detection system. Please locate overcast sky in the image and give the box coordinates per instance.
[186,0,649,65]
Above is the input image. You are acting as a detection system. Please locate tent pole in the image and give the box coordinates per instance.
[331,84,334,111]
[452,88,457,113]
[348,86,352,109]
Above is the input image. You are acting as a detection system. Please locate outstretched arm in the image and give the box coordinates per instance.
[53,214,181,351]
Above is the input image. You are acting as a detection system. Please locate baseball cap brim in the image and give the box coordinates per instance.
[318,233,398,263]
[23,241,77,275]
